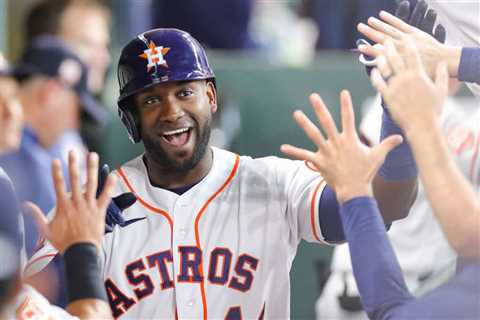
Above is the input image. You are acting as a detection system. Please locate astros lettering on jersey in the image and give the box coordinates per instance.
[26,147,328,319]
[103,147,327,319]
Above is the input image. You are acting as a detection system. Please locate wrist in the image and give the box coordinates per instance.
[336,185,373,204]
[64,243,107,303]
[443,45,461,77]
[403,116,441,142]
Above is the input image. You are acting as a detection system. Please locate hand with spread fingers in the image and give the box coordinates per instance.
[356,0,460,79]
[25,151,116,254]
[281,91,403,203]
[370,37,449,136]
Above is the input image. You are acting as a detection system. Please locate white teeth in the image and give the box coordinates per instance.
[163,128,189,136]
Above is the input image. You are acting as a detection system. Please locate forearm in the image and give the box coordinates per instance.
[340,197,413,320]
[406,119,480,258]
[374,106,418,224]
[373,176,417,224]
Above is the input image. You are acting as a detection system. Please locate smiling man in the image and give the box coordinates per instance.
[28,28,417,319]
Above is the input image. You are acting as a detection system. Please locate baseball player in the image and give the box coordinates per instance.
[27,28,417,319]
[302,37,480,318]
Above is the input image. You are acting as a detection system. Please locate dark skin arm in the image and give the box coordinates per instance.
[373,176,418,224]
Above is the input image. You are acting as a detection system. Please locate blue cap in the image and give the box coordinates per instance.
[15,36,107,124]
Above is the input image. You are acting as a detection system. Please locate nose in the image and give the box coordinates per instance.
[159,97,185,122]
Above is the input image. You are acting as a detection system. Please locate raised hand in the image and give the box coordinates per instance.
[25,151,116,253]
[281,91,402,203]
[370,37,449,135]
[356,1,457,79]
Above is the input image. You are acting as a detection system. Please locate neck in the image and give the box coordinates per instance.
[144,147,214,189]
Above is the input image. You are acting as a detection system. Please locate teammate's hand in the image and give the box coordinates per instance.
[370,37,449,136]
[25,151,116,254]
[356,2,460,79]
[280,91,402,203]
[97,164,137,233]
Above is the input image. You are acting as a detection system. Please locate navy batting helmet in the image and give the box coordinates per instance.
[117,28,215,143]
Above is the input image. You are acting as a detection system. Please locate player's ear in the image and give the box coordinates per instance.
[205,80,217,114]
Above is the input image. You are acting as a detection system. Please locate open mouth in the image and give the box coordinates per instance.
[161,127,192,147]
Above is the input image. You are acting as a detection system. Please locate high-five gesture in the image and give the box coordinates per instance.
[25,151,116,253]
[281,91,402,203]
[357,2,460,79]
[370,38,449,136]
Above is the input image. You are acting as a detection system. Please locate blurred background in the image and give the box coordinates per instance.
[0,0,473,318]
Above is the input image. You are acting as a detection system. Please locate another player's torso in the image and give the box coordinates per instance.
[102,148,316,319]
[442,98,480,188]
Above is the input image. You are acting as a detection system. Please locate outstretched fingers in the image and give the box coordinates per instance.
[85,152,99,200]
[52,158,68,208]
[292,110,326,148]
[339,90,356,138]
[367,16,404,40]
[357,22,388,44]
[309,93,339,141]
[379,10,415,33]
[374,135,404,163]
[280,144,319,165]
[68,150,82,204]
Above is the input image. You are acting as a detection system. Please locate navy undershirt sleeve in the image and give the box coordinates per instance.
[340,196,480,319]
[318,185,345,243]
[318,185,391,243]
[458,47,480,85]
[340,197,413,319]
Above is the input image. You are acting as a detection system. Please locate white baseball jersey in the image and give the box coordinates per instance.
[2,285,77,320]
[27,147,328,319]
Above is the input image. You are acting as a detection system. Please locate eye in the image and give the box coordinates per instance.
[178,88,194,98]
[143,96,161,106]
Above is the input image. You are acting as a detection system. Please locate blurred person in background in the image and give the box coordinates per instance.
[25,0,111,95]
[152,0,257,50]
[0,53,23,155]
[0,52,113,320]
[299,0,398,50]
[0,37,104,306]
[25,0,111,151]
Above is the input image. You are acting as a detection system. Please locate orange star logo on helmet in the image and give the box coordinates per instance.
[139,40,170,72]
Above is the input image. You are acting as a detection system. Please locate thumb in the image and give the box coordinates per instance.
[374,134,404,162]
[435,61,449,95]
[23,201,50,240]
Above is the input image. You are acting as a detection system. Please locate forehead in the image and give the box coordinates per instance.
[136,80,204,96]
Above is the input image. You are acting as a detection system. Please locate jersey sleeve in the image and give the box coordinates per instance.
[271,157,328,244]
[13,285,79,320]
